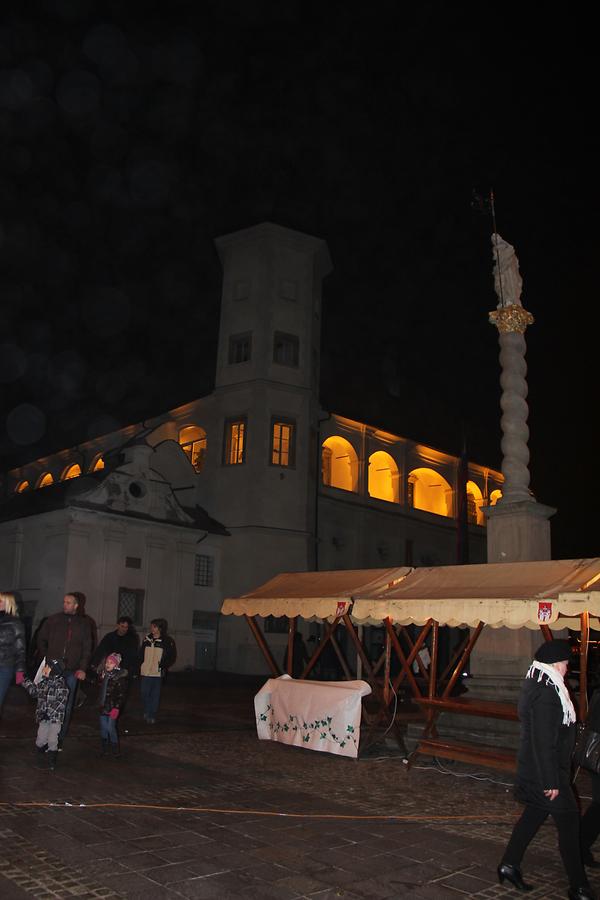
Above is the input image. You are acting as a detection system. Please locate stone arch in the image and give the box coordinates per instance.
[466,480,484,525]
[368,451,399,503]
[15,480,29,493]
[38,472,54,489]
[179,424,207,472]
[91,454,105,472]
[408,467,452,517]
[490,489,503,506]
[62,463,82,480]
[321,436,358,493]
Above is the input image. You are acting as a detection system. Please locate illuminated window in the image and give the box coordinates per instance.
[466,480,484,525]
[273,332,299,367]
[38,473,54,489]
[15,480,29,493]
[368,451,400,503]
[62,464,82,481]
[407,467,452,518]
[490,489,503,506]
[271,419,295,467]
[228,333,252,364]
[179,425,207,473]
[223,417,247,465]
[321,436,358,493]
[91,455,105,472]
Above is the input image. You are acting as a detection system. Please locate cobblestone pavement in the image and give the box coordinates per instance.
[1,672,599,899]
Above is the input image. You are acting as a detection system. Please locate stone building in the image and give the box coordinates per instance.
[0,223,503,674]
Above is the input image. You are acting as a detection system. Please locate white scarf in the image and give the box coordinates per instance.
[526,660,576,726]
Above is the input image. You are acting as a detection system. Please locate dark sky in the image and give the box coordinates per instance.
[0,1,597,558]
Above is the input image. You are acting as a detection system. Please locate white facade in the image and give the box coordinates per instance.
[0,223,503,674]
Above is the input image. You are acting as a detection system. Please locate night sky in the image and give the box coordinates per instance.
[0,2,597,558]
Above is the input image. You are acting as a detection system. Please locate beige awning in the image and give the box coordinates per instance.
[352,558,600,629]
[221,559,600,630]
[220,567,410,619]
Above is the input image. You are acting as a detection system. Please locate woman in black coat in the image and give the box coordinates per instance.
[498,639,595,899]
[580,691,600,866]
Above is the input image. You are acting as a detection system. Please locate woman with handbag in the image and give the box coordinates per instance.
[580,691,600,867]
[498,639,595,899]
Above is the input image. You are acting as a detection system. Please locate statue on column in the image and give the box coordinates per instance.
[492,233,523,308]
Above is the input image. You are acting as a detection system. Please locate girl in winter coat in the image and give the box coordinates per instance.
[96,652,128,758]
[498,639,594,900]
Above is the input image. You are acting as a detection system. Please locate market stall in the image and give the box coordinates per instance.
[222,558,600,765]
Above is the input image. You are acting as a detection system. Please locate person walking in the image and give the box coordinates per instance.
[139,619,176,724]
[91,617,139,679]
[498,639,595,899]
[36,593,92,745]
[95,652,128,758]
[580,690,600,868]
[0,592,26,714]
[20,659,69,771]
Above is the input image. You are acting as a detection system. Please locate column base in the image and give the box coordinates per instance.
[483,499,556,563]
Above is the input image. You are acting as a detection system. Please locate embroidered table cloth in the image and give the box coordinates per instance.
[254,675,371,759]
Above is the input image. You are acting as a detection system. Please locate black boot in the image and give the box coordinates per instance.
[568,888,597,900]
[497,863,533,892]
[110,741,121,759]
[99,739,109,758]
[47,751,58,771]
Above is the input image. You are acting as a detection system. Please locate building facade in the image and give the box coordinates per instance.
[0,223,503,674]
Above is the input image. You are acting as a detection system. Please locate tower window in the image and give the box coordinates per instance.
[271,419,295,468]
[273,332,299,367]
[223,417,247,465]
[228,333,252,364]
[179,425,207,473]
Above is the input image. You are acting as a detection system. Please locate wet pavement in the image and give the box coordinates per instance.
[1,672,600,899]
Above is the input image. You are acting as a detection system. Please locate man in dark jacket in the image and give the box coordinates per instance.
[36,593,92,744]
[0,592,26,713]
[91,617,139,676]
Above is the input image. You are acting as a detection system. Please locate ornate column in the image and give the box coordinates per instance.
[483,234,555,563]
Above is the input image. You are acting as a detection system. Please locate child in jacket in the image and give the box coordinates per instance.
[21,658,69,770]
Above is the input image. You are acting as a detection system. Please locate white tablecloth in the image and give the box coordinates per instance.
[254,675,372,759]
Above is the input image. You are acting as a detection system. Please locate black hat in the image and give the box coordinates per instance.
[48,659,65,677]
[534,639,572,664]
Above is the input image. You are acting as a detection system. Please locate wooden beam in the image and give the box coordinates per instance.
[286,616,297,676]
[245,615,281,677]
[441,621,484,700]
[580,611,590,720]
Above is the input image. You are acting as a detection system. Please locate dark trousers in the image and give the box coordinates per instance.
[0,666,14,712]
[503,802,586,889]
[581,772,600,855]
[59,670,78,741]
[140,676,161,720]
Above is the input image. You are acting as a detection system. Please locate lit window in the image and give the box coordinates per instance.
[228,333,252,364]
[15,480,29,493]
[273,332,299,367]
[194,555,214,587]
[407,467,452,518]
[91,456,105,472]
[38,473,54,488]
[466,480,484,525]
[321,436,358,492]
[271,419,295,467]
[368,451,399,503]
[223,418,247,465]
[179,425,207,473]
[62,464,82,480]
[490,489,503,506]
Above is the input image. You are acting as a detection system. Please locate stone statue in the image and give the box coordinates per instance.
[492,233,523,307]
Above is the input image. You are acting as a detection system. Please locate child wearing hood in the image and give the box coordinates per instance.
[20,658,69,771]
[97,652,128,758]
